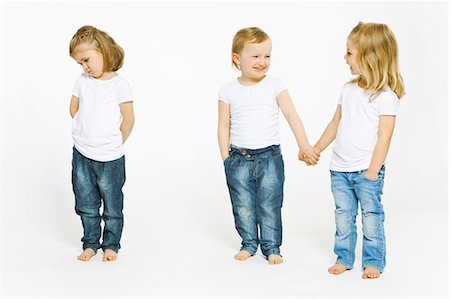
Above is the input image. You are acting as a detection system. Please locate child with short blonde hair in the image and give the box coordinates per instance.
[218,27,319,264]
[305,22,405,278]
[69,25,135,262]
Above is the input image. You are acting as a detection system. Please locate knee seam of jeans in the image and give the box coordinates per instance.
[362,213,380,238]
[335,211,352,236]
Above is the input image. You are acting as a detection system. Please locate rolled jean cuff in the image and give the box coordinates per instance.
[263,249,281,258]
[102,246,120,253]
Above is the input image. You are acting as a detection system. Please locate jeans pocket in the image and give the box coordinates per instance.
[223,154,233,167]
[362,170,382,182]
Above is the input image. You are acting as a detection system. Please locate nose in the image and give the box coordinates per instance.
[344,55,349,64]
[257,58,267,67]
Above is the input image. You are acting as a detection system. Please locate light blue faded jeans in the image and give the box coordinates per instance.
[72,147,126,253]
[224,145,285,258]
[330,166,386,272]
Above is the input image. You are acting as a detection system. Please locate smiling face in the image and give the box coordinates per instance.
[344,39,360,75]
[71,43,104,79]
[232,38,272,84]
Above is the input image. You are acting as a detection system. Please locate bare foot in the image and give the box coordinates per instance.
[362,266,381,279]
[77,248,96,261]
[328,263,347,275]
[103,249,118,262]
[268,254,283,265]
[234,250,251,261]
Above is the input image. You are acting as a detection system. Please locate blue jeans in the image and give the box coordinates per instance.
[72,147,126,253]
[330,166,386,272]
[224,145,285,257]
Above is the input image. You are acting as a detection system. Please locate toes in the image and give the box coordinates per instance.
[103,250,117,262]
[362,267,381,279]
[234,251,250,261]
[268,255,283,265]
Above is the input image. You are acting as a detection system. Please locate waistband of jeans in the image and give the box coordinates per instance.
[230,144,280,156]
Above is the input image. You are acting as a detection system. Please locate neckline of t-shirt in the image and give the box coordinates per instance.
[235,75,268,87]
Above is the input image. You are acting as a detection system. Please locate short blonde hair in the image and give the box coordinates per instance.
[231,27,270,69]
[69,25,124,72]
[348,22,405,100]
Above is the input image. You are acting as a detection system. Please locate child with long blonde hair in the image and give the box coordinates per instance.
[69,25,135,262]
[304,22,405,278]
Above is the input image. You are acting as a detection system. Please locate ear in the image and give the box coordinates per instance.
[232,52,240,68]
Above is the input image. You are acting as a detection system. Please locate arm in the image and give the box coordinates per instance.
[70,95,79,119]
[300,104,341,166]
[120,101,135,144]
[277,90,319,164]
[364,115,396,180]
[314,104,341,153]
[218,100,231,161]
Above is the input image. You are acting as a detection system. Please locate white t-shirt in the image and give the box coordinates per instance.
[330,82,400,172]
[72,73,133,162]
[219,76,286,149]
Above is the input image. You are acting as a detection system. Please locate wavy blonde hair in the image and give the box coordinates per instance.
[69,25,124,72]
[231,27,270,69]
[348,22,405,100]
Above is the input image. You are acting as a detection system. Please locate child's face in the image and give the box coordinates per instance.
[233,39,272,81]
[72,43,104,79]
[344,39,360,75]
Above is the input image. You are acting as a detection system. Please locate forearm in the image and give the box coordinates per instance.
[121,119,134,144]
[314,121,338,153]
[285,113,310,150]
[218,125,230,160]
[367,137,391,174]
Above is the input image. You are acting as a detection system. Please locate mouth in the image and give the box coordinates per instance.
[253,66,267,72]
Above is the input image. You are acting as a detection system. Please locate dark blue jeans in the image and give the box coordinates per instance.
[72,147,126,253]
[224,145,285,257]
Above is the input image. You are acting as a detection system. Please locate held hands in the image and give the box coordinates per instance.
[298,145,321,166]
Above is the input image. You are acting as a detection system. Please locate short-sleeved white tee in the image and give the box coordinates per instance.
[72,73,133,162]
[219,76,286,149]
[330,82,400,172]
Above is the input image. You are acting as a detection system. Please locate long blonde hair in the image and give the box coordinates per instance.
[349,22,405,100]
[231,27,270,69]
[69,25,124,72]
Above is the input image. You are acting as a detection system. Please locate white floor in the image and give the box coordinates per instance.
[2,193,448,298]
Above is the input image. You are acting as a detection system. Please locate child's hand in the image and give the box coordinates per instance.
[298,146,320,166]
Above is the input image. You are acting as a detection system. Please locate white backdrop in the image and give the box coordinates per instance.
[1,1,448,298]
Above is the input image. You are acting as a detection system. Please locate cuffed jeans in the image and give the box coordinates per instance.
[224,145,285,258]
[72,147,126,253]
[330,166,386,272]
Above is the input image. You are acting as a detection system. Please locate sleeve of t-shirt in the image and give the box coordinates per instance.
[117,79,133,104]
[337,84,346,105]
[378,92,399,115]
[273,77,287,96]
[72,74,83,98]
[218,85,229,104]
